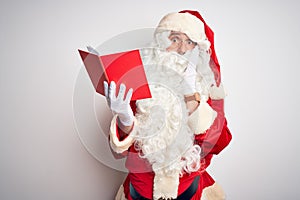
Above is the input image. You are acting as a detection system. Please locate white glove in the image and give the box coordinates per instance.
[104,81,134,126]
[183,44,200,67]
[182,63,197,95]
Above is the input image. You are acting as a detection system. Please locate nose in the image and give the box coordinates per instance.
[177,43,187,55]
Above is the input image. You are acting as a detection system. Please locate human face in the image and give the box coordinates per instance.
[166,31,197,55]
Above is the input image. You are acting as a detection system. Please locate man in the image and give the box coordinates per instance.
[105,10,232,200]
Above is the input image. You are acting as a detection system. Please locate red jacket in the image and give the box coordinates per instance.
[112,98,232,199]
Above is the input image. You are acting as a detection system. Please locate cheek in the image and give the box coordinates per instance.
[166,44,177,52]
[186,46,196,51]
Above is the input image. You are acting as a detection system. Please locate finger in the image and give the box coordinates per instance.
[117,83,126,100]
[125,88,133,103]
[109,81,116,100]
[104,81,108,97]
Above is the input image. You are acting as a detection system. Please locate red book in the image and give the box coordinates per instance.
[78,48,151,100]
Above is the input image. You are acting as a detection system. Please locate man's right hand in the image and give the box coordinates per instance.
[104,81,134,127]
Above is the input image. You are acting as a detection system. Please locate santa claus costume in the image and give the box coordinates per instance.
[109,10,232,200]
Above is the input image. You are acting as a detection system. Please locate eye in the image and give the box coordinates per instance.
[170,37,180,43]
[172,38,178,43]
[186,40,194,45]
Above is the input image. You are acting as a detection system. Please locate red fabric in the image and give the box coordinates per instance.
[195,99,232,157]
[122,165,216,199]
[110,101,137,159]
[179,10,221,86]
[124,146,215,199]
[123,168,215,199]
[190,171,215,199]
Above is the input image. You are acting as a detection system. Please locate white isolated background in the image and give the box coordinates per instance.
[0,0,300,200]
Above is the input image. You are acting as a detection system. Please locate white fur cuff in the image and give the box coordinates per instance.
[109,115,137,154]
[209,83,227,100]
[188,101,217,134]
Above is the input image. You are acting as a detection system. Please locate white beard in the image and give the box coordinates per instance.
[152,30,216,97]
[135,48,201,177]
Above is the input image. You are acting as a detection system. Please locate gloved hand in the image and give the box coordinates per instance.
[104,81,134,126]
[182,63,197,95]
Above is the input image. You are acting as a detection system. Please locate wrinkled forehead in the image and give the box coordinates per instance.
[169,31,194,41]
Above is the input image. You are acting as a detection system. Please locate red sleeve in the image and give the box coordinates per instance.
[195,99,232,157]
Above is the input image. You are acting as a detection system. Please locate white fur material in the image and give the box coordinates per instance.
[188,101,217,134]
[109,115,137,154]
[115,185,127,200]
[196,49,216,89]
[152,30,217,98]
[201,182,226,200]
[154,30,172,50]
[209,83,227,100]
[153,172,180,200]
[155,12,211,50]
[113,179,226,200]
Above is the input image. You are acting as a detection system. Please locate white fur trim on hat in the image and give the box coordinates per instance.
[188,101,217,134]
[109,115,137,154]
[155,12,209,45]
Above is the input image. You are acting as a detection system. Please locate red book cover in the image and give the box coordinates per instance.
[78,48,151,100]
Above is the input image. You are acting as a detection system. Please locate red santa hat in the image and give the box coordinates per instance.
[155,10,222,86]
[180,10,221,86]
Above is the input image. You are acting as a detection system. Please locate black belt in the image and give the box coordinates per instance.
[130,176,200,200]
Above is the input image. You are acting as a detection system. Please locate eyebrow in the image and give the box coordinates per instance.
[169,32,194,41]
[169,32,181,36]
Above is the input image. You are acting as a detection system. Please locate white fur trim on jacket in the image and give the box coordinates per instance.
[153,171,180,200]
[109,115,137,154]
[209,83,227,100]
[113,180,226,200]
[115,184,127,200]
[188,101,217,134]
[201,182,226,200]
